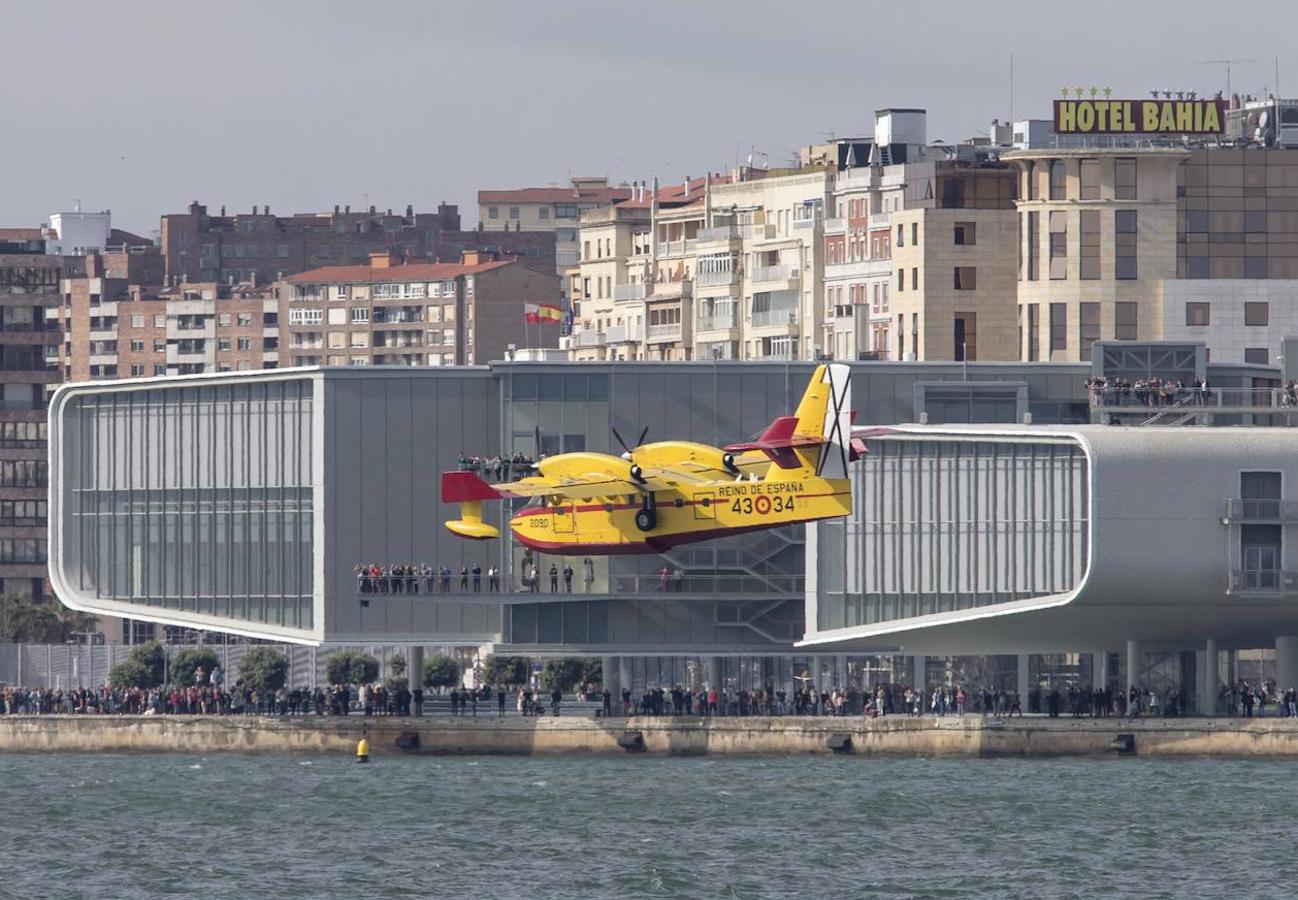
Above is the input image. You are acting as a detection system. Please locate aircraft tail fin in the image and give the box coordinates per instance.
[722,364,852,476]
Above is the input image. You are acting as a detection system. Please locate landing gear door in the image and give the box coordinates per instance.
[694,491,717,520]
[552,503,576,534]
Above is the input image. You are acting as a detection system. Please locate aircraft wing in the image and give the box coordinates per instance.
[442,470,645,503]
[638,454,768,485]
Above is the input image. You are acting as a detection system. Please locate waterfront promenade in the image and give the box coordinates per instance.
[6,714,1298,757]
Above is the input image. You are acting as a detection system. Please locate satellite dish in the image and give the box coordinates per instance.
[1260,110,1270,128]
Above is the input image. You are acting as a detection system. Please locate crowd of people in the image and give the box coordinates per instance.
[456,452,537,482]
[1086,376,1211,407]
[355,562,503,594]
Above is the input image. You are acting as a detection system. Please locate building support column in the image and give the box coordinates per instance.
[1017,653,1031,706]
[708,657,723,692]
[408,646,424,713]
[602,656,617,699]
[1126,640,1140,693]
[1276,637,1298,693]
[1093,651,1108,693]
[1200,639,1219,716]
[811,655,822,691]
[911,655,926,693]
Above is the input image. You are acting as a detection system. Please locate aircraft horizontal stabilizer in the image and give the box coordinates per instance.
[723,416,824,469]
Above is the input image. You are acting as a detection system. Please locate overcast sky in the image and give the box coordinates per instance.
[2,0,1292,234]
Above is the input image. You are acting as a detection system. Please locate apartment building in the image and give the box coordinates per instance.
[0,237,81,601]
[160,202,554,287]
[279,250,559,367]
[478,177,635,307]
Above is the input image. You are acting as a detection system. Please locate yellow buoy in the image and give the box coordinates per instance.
[356,736,370,764]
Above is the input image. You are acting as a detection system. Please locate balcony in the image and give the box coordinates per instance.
[1228,570,1298,594]
[696,311,736,332]
[646,322,682,343]
[750,307,799,328]
[1225,499,1298,522]
[650,279,692,300]
[695,269,737,287]
[696,225,742,243]
[791,216,821,231]
[605,323,643,343]
[823,217,846,233]
[749,264,800,290]
[742,224,776,241]
[576,329,607,347]
[612,283,648,301]
[658,238,697,257]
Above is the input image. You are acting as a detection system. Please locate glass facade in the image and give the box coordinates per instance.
[57,378,316,630]
[817,436,1090,631]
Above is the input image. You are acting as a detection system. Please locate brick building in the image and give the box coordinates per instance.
[279,250,559,367]
[160,202,555,286]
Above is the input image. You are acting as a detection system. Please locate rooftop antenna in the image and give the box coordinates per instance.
[1194,57,1259,100]
[1009,53,1014,124]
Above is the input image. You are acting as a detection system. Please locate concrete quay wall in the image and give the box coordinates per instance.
[7,715,1298,757]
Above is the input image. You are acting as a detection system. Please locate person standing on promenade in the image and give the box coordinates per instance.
[550,686,562,717]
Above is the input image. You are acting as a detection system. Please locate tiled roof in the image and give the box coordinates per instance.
[0,228,43,241]
[478,186,633,205]
[285,259,515,284]
[615,175,734,209]
[108,228,153,247]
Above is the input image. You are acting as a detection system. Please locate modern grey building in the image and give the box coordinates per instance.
[46,353,1298,704]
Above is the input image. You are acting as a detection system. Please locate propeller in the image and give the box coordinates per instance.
[612,425,650,484]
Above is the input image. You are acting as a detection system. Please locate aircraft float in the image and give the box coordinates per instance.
[442,363,883,555]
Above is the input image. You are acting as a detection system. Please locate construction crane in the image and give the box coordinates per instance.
[1194,58,1259,100]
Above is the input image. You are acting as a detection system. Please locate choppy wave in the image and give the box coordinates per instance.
[0,754,1290,899]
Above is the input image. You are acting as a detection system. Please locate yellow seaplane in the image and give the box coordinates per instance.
[442,364,880,555]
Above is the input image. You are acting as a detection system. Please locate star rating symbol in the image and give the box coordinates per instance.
[1089,85,1099,98]
[1103,86,1113,99]
[1073,86,1084,99]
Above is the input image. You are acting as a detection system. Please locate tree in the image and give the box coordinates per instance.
[481,655,528,688]
[106,641,166,689]
[171,648,221,688]
[541,657,601,693]
[325,649,379,686]
[0,595,99,644]
[238,647,288,694]
[423,654,462,690]
[385,654,409,694]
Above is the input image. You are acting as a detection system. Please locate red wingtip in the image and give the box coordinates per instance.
[441,471,501,503]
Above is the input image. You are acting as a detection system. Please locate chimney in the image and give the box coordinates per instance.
[220,205,226,216]
[462,249,482,266]
[405,204,413,218]
[369,250,399,268]
[265,205,270,215]
[334,205,340,215]
[369,205,376,214]
[386,208,392,217]
[683,176,690,198]
[345,205,350,214]
[252,205,258,215]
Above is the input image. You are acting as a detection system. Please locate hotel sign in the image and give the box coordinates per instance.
[1054,99,1225,134]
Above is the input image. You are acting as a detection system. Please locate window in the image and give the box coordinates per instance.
[509,206,519,219]
[911,223,918,246]
[953,313,976,361]
[153,315,165,327]
[130,315,145,327]
[1049,160,1066,200]
[911,312,919,357]
[237,338,253,351]
[130,339,144,352]
[896,224,904,247]
[218,313,232,327]
[1245,347,1270,365]
[953,267,976,290]
[1079,302,1100,361]
[897,268,904,292]
[1185,302,1210,327]
[555,204,578,219]
[217,338,231,351]
[289,308,323,326]
[1027,304,1039,361]
[1027,211,1039,281]
[1115,302,1138,340]
[153,339,166,352]
[264,312,278,326]
[130,364,145,377]
[954,222,976,245]
[1048,210,1067,279]
[488,206,499,219]
[539,207,550,221]
[1049,302,1067,356]
[911,267,918,291]
[1115,158,1137,200]
[237,313,253,326]
[327,307,346,325]
[1115,210,1138,280]
[351,307,370,324]
[154,364,166,376]
[1245,302,1270,327]
[1080,210,1100,280]
[1079,158,1100,200]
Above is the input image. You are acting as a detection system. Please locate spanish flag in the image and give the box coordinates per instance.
[526,303,562,325]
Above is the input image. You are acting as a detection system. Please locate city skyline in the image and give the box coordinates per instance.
[2,0,1292,233]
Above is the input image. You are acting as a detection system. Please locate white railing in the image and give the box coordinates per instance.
[651,279,692,299]
[613,283,647,301]
[751,308,798,327]
[697,311,736,331]
[792,217,821,230]
[750,264,797,283]
[695,269,736,286]
[742,224,776,241]
[696,225,741,242]
[605,323,643,343]
[823,217,846,233]
[657,239,697,257]
[576,330,607,347]
[647,323,682,342]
